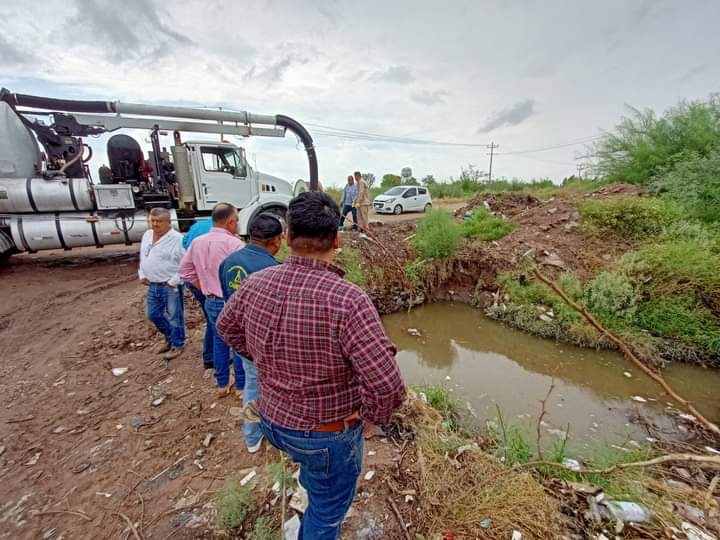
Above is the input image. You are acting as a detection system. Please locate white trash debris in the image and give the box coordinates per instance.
[704,446,720,455]
[25,452,41,466]
[289,483,309,513]
[284,514,301,540]
[630,396,647,403]
[407,328,421,337]
[111,367,128,376]
[623,371,632,378]
[682,522,717,540]
[562,458,582,471]
[239,469,256,487]
[368,450,376,456]
[95,492,112,498]
[605,501,651,523]
[511,531,522,540]
[364,470,375,481]
[202,433,214,448]
[151,396,165,407]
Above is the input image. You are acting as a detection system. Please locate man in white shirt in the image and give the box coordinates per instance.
[138,207,186,361]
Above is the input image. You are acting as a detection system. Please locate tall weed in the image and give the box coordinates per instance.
[579,197,682,239]
[462,209,514,240]
[412,210,463,259]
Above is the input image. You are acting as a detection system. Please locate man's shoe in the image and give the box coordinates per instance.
[154,342,171,354]
[246,436,264,454]
[203,362,214,370]
[163,347,183,361]
[217,386,232,398]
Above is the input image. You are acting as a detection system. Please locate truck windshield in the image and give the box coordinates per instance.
[201,147,243,176]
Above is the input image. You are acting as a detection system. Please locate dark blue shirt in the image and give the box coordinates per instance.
[219,243,279,300]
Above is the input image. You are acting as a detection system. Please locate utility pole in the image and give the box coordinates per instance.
[486,142,499,182]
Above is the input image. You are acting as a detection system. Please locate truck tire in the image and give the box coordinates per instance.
[247,205,287,236]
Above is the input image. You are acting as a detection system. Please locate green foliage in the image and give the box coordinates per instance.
[216,477,253,531]
[579,197,682,239]
[275,242,289,263]
[497,272,580,325]
[635,297,720,354]
[381,173,402,189]
[268,461,298,493]
[412,210,463,259]
[629,238,720,299]
[252,517,280,540]
[593,95,720,185]
[336,246,366,287]
[584,271,640,324]
[653,151,720,222]
[558,272,584,302]
[404,260,426,284]
[462,208,514,240]
[414,384,457,419]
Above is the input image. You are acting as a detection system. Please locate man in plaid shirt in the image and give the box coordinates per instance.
[217,192,405,539]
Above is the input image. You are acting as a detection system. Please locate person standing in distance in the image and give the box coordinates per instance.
[138,207,186,361]
[218,213,284,453]
[217,192,406,538]
[354,170,370,231]
[338,175,357,231]
[178,203,245,397]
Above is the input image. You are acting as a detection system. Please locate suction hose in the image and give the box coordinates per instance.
[275,115,319,192]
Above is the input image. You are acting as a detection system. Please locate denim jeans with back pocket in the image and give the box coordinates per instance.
[261,417,364,539]
[204,296,244,389]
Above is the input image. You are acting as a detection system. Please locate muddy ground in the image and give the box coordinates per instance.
[0,249,413,539]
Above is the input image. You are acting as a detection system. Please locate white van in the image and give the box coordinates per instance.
[372,185,432,215]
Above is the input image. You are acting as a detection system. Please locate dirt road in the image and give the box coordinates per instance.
[0,248,399,539]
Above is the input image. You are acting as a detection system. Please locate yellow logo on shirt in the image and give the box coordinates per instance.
[228,265,248,291]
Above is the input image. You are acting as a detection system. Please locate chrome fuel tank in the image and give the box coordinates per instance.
[0,177,94,213]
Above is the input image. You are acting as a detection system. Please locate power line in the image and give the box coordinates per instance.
[496,135,603,155]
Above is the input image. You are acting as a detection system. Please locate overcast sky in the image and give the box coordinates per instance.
[1,0,719,186]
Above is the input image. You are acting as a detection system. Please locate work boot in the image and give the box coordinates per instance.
[154,341,171,354]
[163,347,183,361]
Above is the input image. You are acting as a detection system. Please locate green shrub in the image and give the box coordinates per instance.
[653,151,720,222]
[216,477,253,531]
[414,384,457,419]
[631,239,720,298]
[336,246,366,287]
[579,197,682,239]
[412,210,463,259]
[497,272,579,324]
[462,209,514,240]
[253,517,280,540]
[635,297,720,354]
[584,271,640,323]
[558,272,584,302]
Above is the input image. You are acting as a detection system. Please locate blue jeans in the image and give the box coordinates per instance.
[241,356,263,446]
[261,418,364,539]
[187,284,213,365]
[204,297,245,389]
[146,283,185,348]
[339,204,357,228]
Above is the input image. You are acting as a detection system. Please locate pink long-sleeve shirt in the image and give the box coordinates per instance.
[178,227,245,297]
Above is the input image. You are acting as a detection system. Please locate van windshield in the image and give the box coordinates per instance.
[384,187,405,196]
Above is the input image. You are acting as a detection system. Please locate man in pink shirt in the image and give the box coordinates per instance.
[179,203,245,397]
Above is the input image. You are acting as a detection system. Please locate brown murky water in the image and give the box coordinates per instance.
[383,302,720,449]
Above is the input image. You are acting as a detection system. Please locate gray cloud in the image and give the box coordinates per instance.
[369,65,415,85]
[0,35,27,66]
[71,0,193,62]
[411,89,449,106]
[478,100,536,133]
[243,53,310,85]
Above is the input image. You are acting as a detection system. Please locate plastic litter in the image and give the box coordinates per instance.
[511,531,522,540]
[682,522,717,540]
[480,518,491,529]
[364,470,375,481]
[111,367,128,376]
[630,396,647,403]
[283,514,301,540]
[239,469,256,487]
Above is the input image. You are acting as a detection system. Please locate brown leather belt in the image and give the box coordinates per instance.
[313,417,361,433]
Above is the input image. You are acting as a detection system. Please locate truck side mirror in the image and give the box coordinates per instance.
[236,165,247,178]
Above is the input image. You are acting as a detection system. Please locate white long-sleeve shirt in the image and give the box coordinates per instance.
[138,229,185,286]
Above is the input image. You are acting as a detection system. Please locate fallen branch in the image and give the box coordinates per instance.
[34,509,93,521]
[114,512,143,540]
[387,496,412,540]
[533,268,720,437]
[706,474,720,509]
[521,452,720,475]
[6,415,35,424]
[536,379,555,461]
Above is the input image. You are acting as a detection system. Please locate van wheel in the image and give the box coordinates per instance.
[424,203,432,212]
[393,204,403,215]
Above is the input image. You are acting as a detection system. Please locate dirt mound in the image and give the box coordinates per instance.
[461,192,541,217]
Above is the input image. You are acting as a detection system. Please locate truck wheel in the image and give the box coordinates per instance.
[393,204,403,215]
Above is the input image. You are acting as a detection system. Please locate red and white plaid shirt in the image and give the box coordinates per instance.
[216,255,405,430]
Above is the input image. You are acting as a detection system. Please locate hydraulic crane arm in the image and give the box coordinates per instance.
[0,88,319,191]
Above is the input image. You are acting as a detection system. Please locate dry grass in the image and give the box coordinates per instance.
[400,392,561,539]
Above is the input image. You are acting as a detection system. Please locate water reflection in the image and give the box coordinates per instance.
[383,302,720,445]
